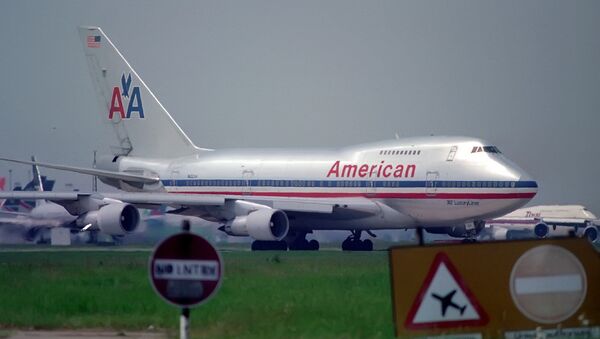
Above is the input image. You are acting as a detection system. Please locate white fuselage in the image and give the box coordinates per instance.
[102,136,537,231]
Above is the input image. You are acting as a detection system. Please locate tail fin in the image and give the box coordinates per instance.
[77,26,210,158]
[29,156,46,207]
[31,156,43,192]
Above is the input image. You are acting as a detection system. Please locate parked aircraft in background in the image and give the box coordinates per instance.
[1,174,55,213]
[479,205,599,243]
[0,26,538,251]
[0,159,66,243]
[0,160,195,245]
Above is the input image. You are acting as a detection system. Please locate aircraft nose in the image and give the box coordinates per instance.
[493,156,538,199]
[516,170,538,199]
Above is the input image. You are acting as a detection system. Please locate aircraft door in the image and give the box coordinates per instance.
[241,167,254,195]
[366,180,377,197]
[426,171,439,197]
[168,166,183,189]
[447,146,458,161]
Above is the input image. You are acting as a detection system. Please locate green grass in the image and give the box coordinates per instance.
[0,249,394,338]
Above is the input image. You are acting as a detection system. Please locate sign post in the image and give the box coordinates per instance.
[389,238,599,338]
[150,220,223,339]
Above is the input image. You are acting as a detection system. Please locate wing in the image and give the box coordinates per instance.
[0,191,379,216]
[540,217,592,227]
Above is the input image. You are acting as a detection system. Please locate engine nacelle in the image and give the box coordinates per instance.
[226,209,289,241]
[80,203,140,235]
[583,225,598,243]
[491,227,509,240]
[533,222,549,238]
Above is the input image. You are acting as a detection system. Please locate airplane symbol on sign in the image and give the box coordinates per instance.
[431,290,467,317]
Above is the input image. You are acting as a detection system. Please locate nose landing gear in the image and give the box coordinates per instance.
[341,230,373,251]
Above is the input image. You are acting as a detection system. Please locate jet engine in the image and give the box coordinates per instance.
[583,225,598,243]
[225,209,289,241]
[533,222,549,238]
[79,203,140,235]
[488,227,509,240]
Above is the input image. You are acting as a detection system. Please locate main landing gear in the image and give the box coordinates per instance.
[341,230,373,251]
[251,231,320,251]
[251,240,288,251]
[288,232,319,251]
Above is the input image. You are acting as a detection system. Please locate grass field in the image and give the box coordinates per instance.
[0,249,394,338]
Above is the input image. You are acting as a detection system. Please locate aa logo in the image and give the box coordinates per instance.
[108,73,144,119]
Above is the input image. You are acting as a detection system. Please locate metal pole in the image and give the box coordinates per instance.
[182,219,191,232]
[8,169,12,190]
[180,307,190,339]
[180,219,192,339]
[416,227,425,246]
[92,150,98,192]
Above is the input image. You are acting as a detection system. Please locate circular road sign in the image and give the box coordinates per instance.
[509,245,587,324]
[149,232,223,308]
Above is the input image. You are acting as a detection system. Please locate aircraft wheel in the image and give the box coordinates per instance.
[362,239,373,251]
[289,239,307,250]
[277,240,288,251]
[309,239,319,251]
[251,240,288,251]
[342,238,352,251]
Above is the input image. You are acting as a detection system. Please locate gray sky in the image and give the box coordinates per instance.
[1,1,599,214]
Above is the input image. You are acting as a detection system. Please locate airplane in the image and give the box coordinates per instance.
[479,205,599,243]
[0,159,189,245]
[431,290,466,317]
[1,172,55,213]
[0,158,69,243]
[0,26,538,251]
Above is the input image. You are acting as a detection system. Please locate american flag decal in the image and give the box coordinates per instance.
[87,35,101,48]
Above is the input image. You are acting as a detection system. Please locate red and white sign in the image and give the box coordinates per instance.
[405,252,489,329]
[149,233,223,307]
[510,245,587,324]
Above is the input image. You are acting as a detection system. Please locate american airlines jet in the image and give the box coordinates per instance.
[0,27,538,250]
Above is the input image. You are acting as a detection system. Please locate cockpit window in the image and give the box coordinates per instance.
[483,146,501,153]
[472,146,501,154]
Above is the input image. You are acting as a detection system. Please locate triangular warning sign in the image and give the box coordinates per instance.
[405,252,489,329]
